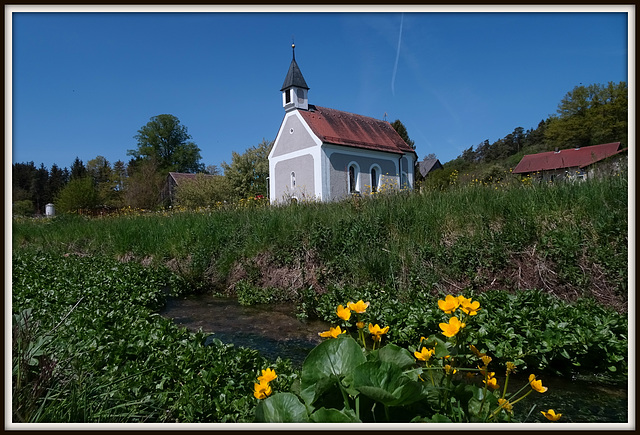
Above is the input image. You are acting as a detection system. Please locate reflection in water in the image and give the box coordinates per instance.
[160,293,628,423]
[160,294,330,366]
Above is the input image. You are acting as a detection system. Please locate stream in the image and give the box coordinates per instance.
[159,293,629,424]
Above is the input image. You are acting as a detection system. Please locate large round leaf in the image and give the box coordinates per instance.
[255,393,309,423]
[352,360,426,407]
[300,335,365,405]
[376,343,416,370]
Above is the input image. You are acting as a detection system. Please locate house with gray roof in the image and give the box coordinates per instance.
[268,45,417,203]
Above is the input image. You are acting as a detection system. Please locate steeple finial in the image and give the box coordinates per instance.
[292,36,296,60]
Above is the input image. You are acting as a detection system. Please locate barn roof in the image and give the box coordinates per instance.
[168,172,215,184]
[512,142,622,174]
[298,105,417,156]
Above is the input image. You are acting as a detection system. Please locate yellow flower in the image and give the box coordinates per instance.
[414,347,435,361]
[438,295,460,314]
[368,323,389,342]
[498,398,513,413]
[541,409,562,421]
[529,374,548,393]
[484,375,499,390]
[481,355,492,366]
[257,368,277,383]
[347,300,370,313]
[336,304,351,321]
[318,326,346,339]
[439,316,465,337]
[356,321,365,329]
[444,364,457,375]
[506,362,516,375]
[253,379,272,399]
[459,298,481,316]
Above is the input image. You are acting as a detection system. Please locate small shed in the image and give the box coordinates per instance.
[162,172,215,205]
[418,158,443,178]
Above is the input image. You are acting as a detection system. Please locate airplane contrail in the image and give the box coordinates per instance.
[391,13,404,96]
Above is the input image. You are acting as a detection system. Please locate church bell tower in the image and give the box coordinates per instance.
[281,43,309,111]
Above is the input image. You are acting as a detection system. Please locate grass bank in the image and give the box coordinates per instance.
[13,174,629,311]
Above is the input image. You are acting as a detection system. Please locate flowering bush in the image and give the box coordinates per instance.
[253,296,557,423]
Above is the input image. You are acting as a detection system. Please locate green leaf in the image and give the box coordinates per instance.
[427,413,453,423]
[376,343,416,370]
[255,393,309,423]
[351,360,425,407]
[310,407,361,423]
[300,335,365,405]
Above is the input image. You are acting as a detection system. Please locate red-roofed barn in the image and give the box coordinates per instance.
[269,45,417,203]
[512,142,626,182]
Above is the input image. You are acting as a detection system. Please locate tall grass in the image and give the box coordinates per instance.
[12,174,628,305]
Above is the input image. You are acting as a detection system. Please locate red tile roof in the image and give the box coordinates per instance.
[299,105,417,156]
[512,142,622,174]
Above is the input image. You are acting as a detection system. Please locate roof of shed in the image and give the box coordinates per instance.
[298,105,417,156]
[168,172,215,184]
[512,142,622,174]
[419,158,443,177]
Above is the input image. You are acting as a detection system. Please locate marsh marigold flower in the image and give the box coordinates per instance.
[438,295,460,314]
[484,375,499,390]
[459,298,481,316]
[253,379,272,399]
[498,398,513,414]
[439,316,465,337]
[356,321,365,329]
[506,362,516,375]
[368,323,389,342]
[318,326,346,339]
[481,355,492,366]
[336,304,351,321]
[347,300,370,314]
[257,368,277,383]
[541,409,562,421]
[529,374,548,393]
[414,347,435,361]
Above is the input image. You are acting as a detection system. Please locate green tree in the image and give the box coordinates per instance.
[221,139,273,199]
[70,157,87,180]
[124,159,165,209]
[390,119,416,149]
[174,174,233,208]
[55,177,100,213]
[128,114,204,173]
[47,164,68,203]
[545,81,628,149]
[12,162,37,202]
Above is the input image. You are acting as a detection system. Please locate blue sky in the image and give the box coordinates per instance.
[9,6,631,172]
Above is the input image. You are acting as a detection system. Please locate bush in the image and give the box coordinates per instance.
[13,200,34,217]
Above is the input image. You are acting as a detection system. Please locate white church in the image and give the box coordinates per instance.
[268,45,417,203]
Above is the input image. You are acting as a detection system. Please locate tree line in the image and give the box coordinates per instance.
[455,81,628,167]
[12,114,275,215]
[418,81,628,191]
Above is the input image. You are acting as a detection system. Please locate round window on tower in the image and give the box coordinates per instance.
[289,128,294,134]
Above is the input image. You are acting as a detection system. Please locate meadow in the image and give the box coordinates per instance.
[11,174,629,423]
